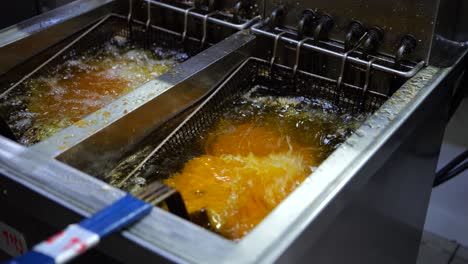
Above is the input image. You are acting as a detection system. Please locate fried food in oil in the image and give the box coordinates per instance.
[25,56,171,142]
[10,39,178,144]
[164,121,316,240]
[204,121,316,164]
[164,153,309,240]
[205,123,293,156]
[27,71,129,127]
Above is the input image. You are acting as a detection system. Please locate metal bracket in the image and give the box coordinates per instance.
[201,11,218,47]
[182,7,196,42]
[147,0,261,31]
[145,0,151,33]
[251,20,424,79]
[270,31,287,69]
[336,32,368,90]
[127,0,134,37]
[358,58,378,111]
[293,39,309,76]
[363,58,377,97]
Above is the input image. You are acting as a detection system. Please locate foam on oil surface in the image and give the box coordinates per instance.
[1,36,188,145]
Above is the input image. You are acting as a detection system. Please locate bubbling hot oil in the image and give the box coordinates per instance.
[163,85,367,240]
[2,36,187,145]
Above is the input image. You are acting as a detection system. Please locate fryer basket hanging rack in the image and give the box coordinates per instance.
[251,18,425,92]
[1,0,262,145]
[0,15,204,145]
[115,57,388,190]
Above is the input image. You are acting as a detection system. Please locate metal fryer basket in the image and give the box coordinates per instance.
[123,57,389,186]
[0,14,204,145]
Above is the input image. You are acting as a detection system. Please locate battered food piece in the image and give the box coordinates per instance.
[26,71,129,134]
[205,123,293,156]
[204,121,316,164]
[164,152,310,240]
[164,121,316,240]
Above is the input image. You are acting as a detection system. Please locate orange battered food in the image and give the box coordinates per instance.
[16,41,177,144]
[164,121,316,240]
[204,121,316,164]
[205,123,292,156]
[27,71,129,128]
[164,153,310,240]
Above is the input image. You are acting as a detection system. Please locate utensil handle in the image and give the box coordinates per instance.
[5,194,152,264]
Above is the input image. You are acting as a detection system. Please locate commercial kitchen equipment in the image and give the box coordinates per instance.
[1,0,468,263]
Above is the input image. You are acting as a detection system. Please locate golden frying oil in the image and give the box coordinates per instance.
[2,36,186,145]
[163,85,367,240]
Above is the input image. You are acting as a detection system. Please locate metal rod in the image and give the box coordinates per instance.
[0,15,112,99]
[117,56,390,188]
[201,11,218,47]
[145,0,151,32]
[336,52,350,90]
[359,58,378,111]
[336,33,367,89]
[147,0,261,31]
[1,13,206,101]
[117,58,256,189]
[182,7,195,42]
[270,31,286,69]
[127,0,133,35]
[293,38,308,76]
[259,57,389,99]
[251,20,425,79]
[126,15,201,43]
[363,58,377,96]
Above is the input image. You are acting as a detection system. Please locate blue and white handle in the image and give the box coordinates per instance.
[5,194,152,264]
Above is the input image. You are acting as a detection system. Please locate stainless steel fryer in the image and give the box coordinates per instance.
[1,0,468,263]
[0,0,261,145]
[0,14,202,145]
[107,57,388,191]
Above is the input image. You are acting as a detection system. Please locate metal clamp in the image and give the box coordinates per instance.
[270,32,286,69]
[359,58,378,110]
[182,7,196,42]
[127,0,134,36]
[251,20,425,79]
[336,33,368,89]
[336,52,350,90]
[363,58,377,96]
[145,0,151,32]
[147,0,260,31]
[201,11,218,47]
[293,39,309,76]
